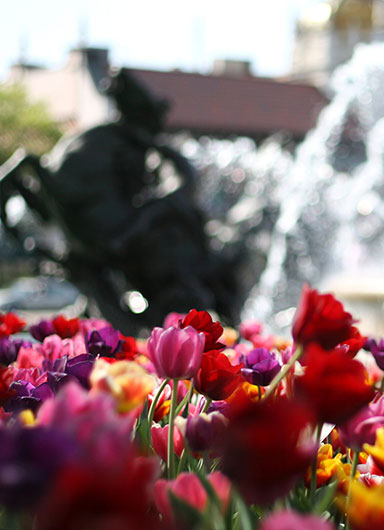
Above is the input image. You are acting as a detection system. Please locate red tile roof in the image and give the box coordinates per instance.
[128,68,328,138]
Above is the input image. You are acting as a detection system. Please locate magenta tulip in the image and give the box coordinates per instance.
[147,326,205,379]
[339,394,384,451]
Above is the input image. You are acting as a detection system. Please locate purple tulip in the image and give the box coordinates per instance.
[240,347,281,386]
[65,354,95,387]
[147,326,205,379]
[0,423,76,509]
[5,381,54,413]
[207,400,231,417]
[186,412,228,453]
[0,338,32,365]
[44,354,95,392]
[30,320,55,342]
[365,338,384,370]
[85,326,121,357]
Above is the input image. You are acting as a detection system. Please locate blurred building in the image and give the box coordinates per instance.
[6,47,327,141]
[291,0,384,86]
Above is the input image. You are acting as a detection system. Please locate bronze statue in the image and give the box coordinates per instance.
[0,68,238,333]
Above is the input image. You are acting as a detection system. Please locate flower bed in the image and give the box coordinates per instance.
[0,285,383,529]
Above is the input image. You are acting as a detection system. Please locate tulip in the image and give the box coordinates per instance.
[85,326,121,357]
[364,427,384,474]
[185,412,228,454]
[0,338,31,366]
[220,396,316,505]
[90,359,156,412]
[151,423,184,462]
[292,284,355,350]
[163,311,186,328]
[340,481,384,530]
[194,349,243,400]
[154,471,231,523]
[339,395,384,451]
[180,309,224,351]
[52,315,80,339]
[294,351,375,425]
[30,320,55,342]
[365,338,384,370]
[260,510,336,530]
[147,326,204,380]
[238,320,263,341]
[240,347,281,386]
[147,325,204,479]
[0,313,25,337]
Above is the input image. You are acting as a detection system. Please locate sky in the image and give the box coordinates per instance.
[1,0,319,80]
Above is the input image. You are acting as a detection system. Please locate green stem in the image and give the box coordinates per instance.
[175,382,194,416]
[148,377,170,428]
[310,423,323,505]
[201,397,212,414]
[167,379,179,479]
[264,345,303,399]
[346,450,360,530]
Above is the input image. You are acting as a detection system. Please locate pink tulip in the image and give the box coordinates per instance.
[238,320,263,341]
[147,326,205,379]
[16,346,44,370]
[260,510,336,530]
[154,471,231,522]
[40,335,65,362]
[339,394,384,450]
[151,423,184,462]
[163,312,186,328]
[208,471,231,513]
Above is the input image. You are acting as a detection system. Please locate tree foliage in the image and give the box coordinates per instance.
[0,83,62,164]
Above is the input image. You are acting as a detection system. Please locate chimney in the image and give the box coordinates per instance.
[212,59,252,77]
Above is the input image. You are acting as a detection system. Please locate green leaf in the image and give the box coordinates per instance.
[168,490,203,528]
[288,485,312,513]
[0,510,22,530]
[232,490,254,530]
[313,481,338,515]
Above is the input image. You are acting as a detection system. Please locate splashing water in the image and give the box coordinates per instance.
[246,42,384,332]
[177,43,384,334]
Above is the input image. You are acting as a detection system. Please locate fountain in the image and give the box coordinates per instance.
[176,43,384,336]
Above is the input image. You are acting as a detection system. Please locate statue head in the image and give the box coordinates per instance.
[105,67,170,135]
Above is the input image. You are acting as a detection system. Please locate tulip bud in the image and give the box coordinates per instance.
[147,326,205,379]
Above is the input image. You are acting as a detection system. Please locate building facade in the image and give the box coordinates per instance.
[291,0,384,86]
[6,48,327,140]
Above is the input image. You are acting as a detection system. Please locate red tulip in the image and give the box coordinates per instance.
[151,423,184,462]
[0,313,25,337]
[294,350,375,425]
[220,396,316,505]
[36,455,160,530]
[339,326,367,358]
[292,284,355,350]
[180,310,224,351]
[52,316,80,339]
[193,350,243,400]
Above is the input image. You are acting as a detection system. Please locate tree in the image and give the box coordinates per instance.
[0,83,62,164]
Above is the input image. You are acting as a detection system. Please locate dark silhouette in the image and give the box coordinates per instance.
[0,68,238,333]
